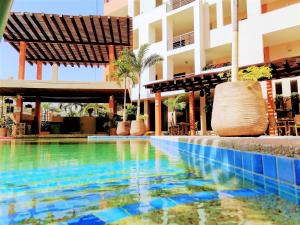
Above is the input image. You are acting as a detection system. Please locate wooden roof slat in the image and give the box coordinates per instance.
[4,12,132,67]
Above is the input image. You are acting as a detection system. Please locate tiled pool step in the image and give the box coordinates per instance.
[65,188,266,225]
[0,173,198,203]
[151,138,300,205]
[0,178,214,224]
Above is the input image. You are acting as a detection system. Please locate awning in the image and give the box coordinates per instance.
[4,12,132,67]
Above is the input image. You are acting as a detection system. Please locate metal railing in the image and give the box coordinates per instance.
[167,0,195,12]
[168,31,194,50]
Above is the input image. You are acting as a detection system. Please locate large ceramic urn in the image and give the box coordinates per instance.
[130,119,145,136]
[211,81,268,136]
[116,121,130,136]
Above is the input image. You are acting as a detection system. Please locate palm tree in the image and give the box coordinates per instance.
[123,44,163,119]
[113,49,138,122]
[163,94,187,126]
[82,103,107,117]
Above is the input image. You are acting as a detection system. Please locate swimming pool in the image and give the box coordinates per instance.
[0,138,299,224]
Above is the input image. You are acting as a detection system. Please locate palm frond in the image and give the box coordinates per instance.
[143,54,163,70]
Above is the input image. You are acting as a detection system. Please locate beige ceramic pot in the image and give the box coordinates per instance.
[211,81,268,136]
[0,128,7,137]
[116,121,130,136]
[130,119,145,136]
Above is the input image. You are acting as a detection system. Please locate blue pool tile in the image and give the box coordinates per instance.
[68,215,105,225]
[94,207,129,223]
[122,202,153,216]
[266,185,279,195]
[279,182,296,195]
[170,194,195,204]
[150,197,176,209]
[234,151,242,168]
[253,174,265,188]
[220,188,264,198]
[277,157,295,184]
[242,152,253,171]
[263,155,277,179]
[252,154,263,174]
[279,191,298,205]
[191,191,218,201]
[227,150,235,166]
[294,160,300,186]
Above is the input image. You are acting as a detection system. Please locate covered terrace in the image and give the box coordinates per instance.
[0,12,132,136]
[145,56,300,136]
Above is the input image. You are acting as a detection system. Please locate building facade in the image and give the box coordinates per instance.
[105,0,300,131]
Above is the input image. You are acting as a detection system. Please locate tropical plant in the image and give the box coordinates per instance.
[121,43,163,119]
[58,103,84,117]
[82,103,107,117]
[0,117,6,128]
[163,94,187,126]
[103,114,122,130]
[126,104,137,121]
[218,66,272,82]
[113,48,138,122]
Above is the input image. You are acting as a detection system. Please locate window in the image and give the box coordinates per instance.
[290,80,299,93]
[209,4,217,30]
[275,82,283,95]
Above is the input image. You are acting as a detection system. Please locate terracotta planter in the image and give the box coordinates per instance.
[80,116,96,134]
[130,119,145,136]
[211,81,268,137]
[0,128,7,137]
[109,128,117,136]
[117,121,130,136]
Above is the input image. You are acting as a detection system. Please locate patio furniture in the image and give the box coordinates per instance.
[276,118,288,136]
[178,122,190,136]
[169,125,179,135]
[289,115,300,136]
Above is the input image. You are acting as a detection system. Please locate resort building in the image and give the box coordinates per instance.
[104,0,300,134]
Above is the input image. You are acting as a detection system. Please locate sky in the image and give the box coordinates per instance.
[0,0,105,81]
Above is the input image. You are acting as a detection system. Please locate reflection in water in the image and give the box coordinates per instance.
[0,139,299,224]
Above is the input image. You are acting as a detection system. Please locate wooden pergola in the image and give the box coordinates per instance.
[145,56,300,93]
[4,12,132,67]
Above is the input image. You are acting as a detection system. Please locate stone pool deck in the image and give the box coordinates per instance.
[153,136,300,158]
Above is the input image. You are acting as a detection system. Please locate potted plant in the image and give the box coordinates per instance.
[0,117,7,137]
[275,94,283,109]
[163,94,187,127]
[122,44,163,136]
[212,66,272,136]
[113,49,138,136]
[103,114,122,136]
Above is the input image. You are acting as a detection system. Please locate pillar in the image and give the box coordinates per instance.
[36,61,42,80]
[189,92,195,136]
[52,64,58,81]
[264,46,277,136]
[35,97,41,134]
[104,45,115,81]
[200,95,207,136]
[144,100,150,131]
[155,92,162,136]
[231,0,239,82]
[15,95,23,124]
[18,41,26,80]
[109,96,117,116]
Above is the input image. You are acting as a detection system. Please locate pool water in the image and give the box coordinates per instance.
[0,139,299,225]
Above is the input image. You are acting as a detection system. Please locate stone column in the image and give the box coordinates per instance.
[35,97,41,134]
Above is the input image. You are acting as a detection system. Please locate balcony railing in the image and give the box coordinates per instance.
[167,0,195,12]
[168,31,194,50]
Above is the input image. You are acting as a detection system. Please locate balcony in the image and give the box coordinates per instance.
[168,31,194,51]
[167,0,195,12]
